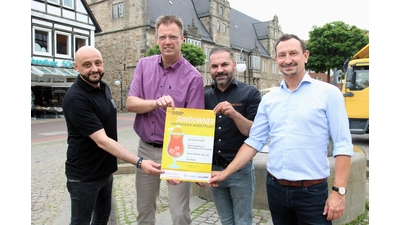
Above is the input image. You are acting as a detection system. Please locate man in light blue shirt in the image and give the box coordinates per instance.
[209,34,353,225]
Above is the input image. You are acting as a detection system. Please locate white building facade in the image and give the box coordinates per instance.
[31,0,101,118]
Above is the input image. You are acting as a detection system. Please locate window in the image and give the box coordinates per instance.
[63,0,73,8]
[184,38,201,47]
[55,31,71,57]
[39,77,51,83]
[353,70,369,90]
[219,6,223,15]
[113,2,124,18]
[263,61,267,73]
[33,27,52,56]
[53,77,65,83]
[336,75,342,84]
[316,76,322,81]
[222,23,226,32]
[235,54,243,64]
[67,77,77,83]
[75,36,88,52]
[216,21,220,31]
[204,47,211,62]
[48,0,59,4]
[273,63,278,74]
[249,55,260,70]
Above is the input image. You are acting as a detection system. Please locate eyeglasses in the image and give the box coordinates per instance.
[158,35,180,42]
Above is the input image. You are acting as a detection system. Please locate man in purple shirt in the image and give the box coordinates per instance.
[126,15,205,225]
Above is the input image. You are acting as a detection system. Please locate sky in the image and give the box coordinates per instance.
[228,0,369,40]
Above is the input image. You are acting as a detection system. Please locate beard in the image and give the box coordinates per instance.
[213,71,234,87]
[80,72,104,84]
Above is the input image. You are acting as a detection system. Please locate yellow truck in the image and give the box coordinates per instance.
[340,44,369,134]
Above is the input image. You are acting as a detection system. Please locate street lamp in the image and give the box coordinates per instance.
[114,75,123,112]
[237,49,246,83]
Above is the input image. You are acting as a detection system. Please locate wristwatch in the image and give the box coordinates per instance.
[332,186,346,195]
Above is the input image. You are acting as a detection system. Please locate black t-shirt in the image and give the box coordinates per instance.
[205,79,261,162]
[62,75,118,180]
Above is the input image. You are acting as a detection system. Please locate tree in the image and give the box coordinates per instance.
[145,42,206,67]
[306,21,369,83]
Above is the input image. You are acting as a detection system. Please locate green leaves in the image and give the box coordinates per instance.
[306,21,369,82]
[144,43,206,67]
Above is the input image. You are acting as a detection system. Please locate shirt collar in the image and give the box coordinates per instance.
[158,54,184,70]
[76,75,106,93]
[279,72,313,91]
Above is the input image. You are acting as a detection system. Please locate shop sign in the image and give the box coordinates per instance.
[60,60,74,68]
[31,58,74,68]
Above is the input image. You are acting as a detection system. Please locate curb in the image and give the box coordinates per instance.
[114,163,136,175]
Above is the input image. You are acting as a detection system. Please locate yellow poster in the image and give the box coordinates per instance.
[160,107,215,182]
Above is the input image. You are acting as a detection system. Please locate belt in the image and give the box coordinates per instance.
[268,172,326,187]
[145,142,163,148]
[212,157,231,167]
[67,178,98,183]
[67,176,103,183]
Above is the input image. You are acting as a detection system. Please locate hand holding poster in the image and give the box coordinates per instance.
[160,107,215,182]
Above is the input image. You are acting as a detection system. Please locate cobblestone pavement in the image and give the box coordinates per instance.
[31,117,273,225]
[31,138,68,224]
[111,173,369,225]
[31,115,369,225]
[112,174,272,225]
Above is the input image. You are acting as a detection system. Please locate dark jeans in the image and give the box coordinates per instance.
[67,174,113,225]
[266,173,331,225]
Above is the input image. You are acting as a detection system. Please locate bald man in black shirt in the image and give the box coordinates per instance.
[62,46,163,224]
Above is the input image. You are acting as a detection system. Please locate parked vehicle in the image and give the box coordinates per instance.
[339,44,369,134]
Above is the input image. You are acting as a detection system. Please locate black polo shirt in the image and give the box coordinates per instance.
[62,75,118,180]
[205,79,261,162]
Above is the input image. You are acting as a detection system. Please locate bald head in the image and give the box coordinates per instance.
[75,46,102,64]
[74,46,104,86]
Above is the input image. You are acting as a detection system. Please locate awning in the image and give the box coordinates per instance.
[31,66,44,77]
[31,66,78,78]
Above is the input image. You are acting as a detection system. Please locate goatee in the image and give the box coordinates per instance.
[80,72,104,84]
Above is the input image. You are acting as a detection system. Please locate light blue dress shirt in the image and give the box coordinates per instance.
[245,73,354,180]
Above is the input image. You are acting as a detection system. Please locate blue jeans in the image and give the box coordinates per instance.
[266,173,331,225]
[209,161,254,225]
[67,174,113,225]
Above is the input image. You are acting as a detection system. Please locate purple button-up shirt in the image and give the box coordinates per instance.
[128,54,205,143]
